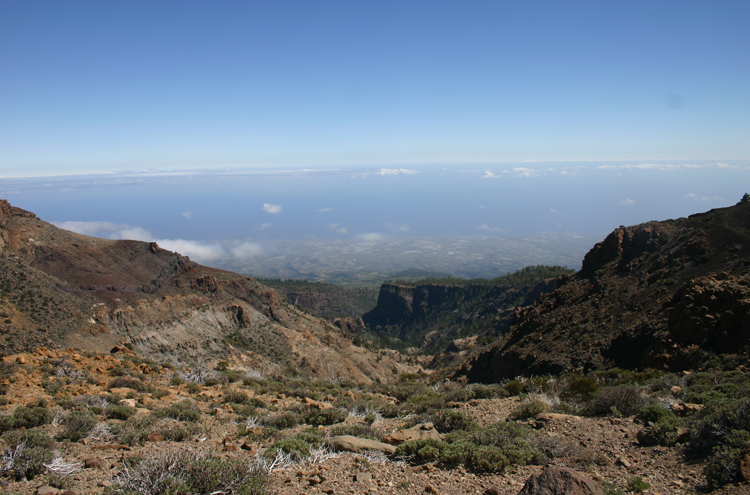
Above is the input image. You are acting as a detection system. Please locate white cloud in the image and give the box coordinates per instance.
[356,233,386,242]
[618,198,636,206]
[54,219,266,264]
[55,221,153,242]
[386,222,411,233]
[550,208,558,214]
[231,242,264,260]
[328,223,348,234]
[377,169,420,176]
[262,203,283,214]
[258,223,274,230]
[599,162,735,172]
[512,167,541,178]
[155,239,227,263]
[482,170,502,179]
[685,193,724,202]
[318,208,332,212]
[181,211,193,220]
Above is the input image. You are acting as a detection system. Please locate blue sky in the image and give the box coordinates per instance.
[0,2,748,269]
[1,0,748,176]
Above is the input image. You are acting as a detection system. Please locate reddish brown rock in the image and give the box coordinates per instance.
[383,423,444,446]
[518,466,605,495]
[146,432,164,442]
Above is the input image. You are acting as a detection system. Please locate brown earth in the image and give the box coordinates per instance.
[1,348,748,495]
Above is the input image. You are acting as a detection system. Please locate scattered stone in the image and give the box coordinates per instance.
[518,466,604,495]
[740,448,750,482]
[354,472,372,482]
[146,432,164,442]
[425,483,440,493]
[36,486,59,495]
[484,487,502,495]
[84,457,108,471]
[383,423,444,445]
[615,456,631,469]
[329,435,397,454]
[636,427,658,446]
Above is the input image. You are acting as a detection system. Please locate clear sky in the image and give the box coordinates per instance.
[1,0,748,176]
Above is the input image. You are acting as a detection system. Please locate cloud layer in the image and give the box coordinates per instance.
[53,221,263,264]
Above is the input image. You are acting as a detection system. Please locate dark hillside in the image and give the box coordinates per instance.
[460,198,750,382]
[256,278,378,319]
[362,265,573,354]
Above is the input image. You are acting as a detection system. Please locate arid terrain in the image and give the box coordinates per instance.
[1,198,750,494]
[1,346,749,495]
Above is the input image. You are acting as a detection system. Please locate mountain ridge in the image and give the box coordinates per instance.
[458,198,750,382]
[0,199,414,383]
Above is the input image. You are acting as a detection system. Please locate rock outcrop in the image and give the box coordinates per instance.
[460,199,750,381]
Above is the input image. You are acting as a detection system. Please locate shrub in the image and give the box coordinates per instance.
[564,375,599,398]
[105,448,266,495]
[224,390,251,405]
[469,383,507,399]
[299,406,347,426]
[396,422,540,473]
[8,404,53,430]
[627,476,650,493]
[58,411,97,442]
[690,397,750,487]
[329,424,383,441]
[108,377,153,394]
[112,416,157,446]
[262,411,302,429]
[154,401,201,422]
[586,386,645,417]
[510,399,549,421]
[155,422,202,442]
[151,389,169,400]
[105,404,137,421]
[2,428,56,450]
[504,380,525,396]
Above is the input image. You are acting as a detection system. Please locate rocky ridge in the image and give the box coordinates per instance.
[0,200,412,383]
[460,199,750,382]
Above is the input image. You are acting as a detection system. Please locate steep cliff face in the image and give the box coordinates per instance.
[460,200,750,382]
[0,200,415,382]
[362,266,570,358]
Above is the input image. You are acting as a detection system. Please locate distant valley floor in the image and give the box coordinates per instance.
[212,233,601,285]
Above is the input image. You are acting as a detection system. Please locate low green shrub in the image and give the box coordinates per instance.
[298,406,347,426]
[104,449,266,495]
[154,401,201,422]
[396,422,541,473]
[690,397,750,487]
[262,411,302,429]
[586,386,645,417]
[58,411,97,442]
[108,377,153,394]
[105,404,137,420]
[509,399,549,421]
[112,416,157,445]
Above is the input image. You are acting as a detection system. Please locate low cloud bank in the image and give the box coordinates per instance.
[52,221,264,264]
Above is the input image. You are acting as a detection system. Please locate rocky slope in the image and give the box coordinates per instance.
[0,347,744,495]
[460,198,750,382]
[0,200,414,383]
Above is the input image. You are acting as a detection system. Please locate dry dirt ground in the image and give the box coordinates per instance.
[0,348,748,495]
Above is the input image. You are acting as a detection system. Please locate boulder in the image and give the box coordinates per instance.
[329,435,397,454]
[382,423,444,446]
[636,427,658,446]
[518,466,604,495]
